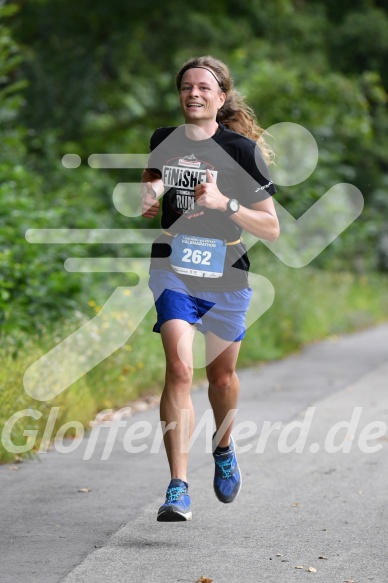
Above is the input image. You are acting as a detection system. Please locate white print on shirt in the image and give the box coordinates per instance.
[163,166,218,190]
[178,154,202,168]
[255,180,273,192]
[176,193,195,210]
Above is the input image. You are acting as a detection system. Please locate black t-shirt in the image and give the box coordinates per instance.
[147,123,276,291]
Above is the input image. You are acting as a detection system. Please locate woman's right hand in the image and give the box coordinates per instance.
[141,182,160,218]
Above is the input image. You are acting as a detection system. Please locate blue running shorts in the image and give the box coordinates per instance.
[148,270,252,342]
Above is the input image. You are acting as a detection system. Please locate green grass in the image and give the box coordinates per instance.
[239,254,388,364]
[1,259,388,464]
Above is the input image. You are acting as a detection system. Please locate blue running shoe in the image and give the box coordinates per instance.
[157,479,192,522]
[212,434,242,503]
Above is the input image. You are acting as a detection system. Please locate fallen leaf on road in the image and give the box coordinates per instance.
[343,580,355,582]
[295,565,304,569]
[9,466,19,471]
[292,502,300,507]
[78,488,92,493]
[195,578,213,583]
[307,567,317,572]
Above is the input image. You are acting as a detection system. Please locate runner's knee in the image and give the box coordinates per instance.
[207,369,235,394]
[165,359,193,388]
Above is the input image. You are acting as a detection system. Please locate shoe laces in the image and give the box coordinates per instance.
[166,485,187,503]
[215,454,235,479]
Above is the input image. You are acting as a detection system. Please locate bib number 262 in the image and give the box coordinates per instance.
[182,248,211,265]
[169,234,227,278]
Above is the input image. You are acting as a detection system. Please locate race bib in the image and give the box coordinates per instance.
[170,234,227,278]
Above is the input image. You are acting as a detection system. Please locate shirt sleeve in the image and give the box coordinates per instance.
[145,129,164,176]
[236,141,276,206]
[145,127,175,177]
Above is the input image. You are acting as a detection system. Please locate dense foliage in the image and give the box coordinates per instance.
[1,0,388,333]
[1,0,388,463]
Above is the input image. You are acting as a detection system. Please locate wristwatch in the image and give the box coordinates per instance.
[225,198,240,216]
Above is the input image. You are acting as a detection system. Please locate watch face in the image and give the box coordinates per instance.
[230,199,239,212]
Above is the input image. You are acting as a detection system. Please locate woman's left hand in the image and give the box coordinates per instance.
[194,169,229,211]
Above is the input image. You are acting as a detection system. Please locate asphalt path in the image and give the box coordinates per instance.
[1,323,388,583]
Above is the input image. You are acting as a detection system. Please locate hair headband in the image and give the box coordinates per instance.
[180,65,223,89]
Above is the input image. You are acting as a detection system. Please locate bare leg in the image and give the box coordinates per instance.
[205,332,241,448]
[160,319,195,483]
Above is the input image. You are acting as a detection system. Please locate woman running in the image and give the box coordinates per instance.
[141,55,279,522]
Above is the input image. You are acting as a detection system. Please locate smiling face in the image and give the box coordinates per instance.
[179,68,226,129]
